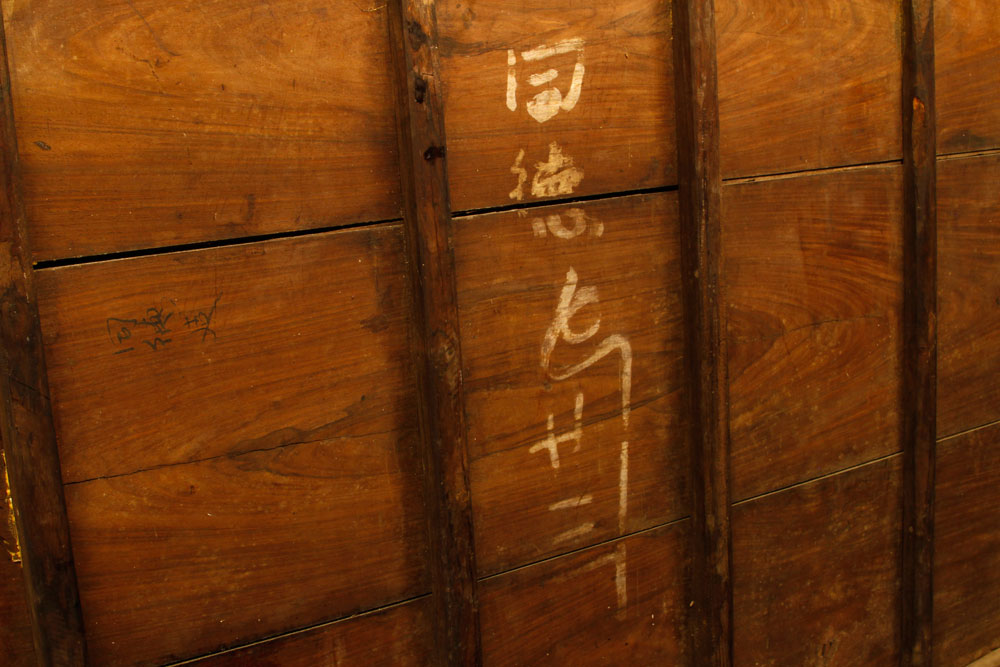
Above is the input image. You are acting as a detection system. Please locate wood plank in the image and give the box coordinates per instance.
[716,0,901,178]
[65,443,428,665]
[901,2,937,664]
[673,0,730,662]
[386,1,481,663]
[968,649,1000,667]
[0,11,87,664]
[452,193,686,576]
[725,165,902,501]
[937,154,1000,438]
[34,228,428,664]
[188,599,434,667]
[732,455,902,665]
[935,0,1000,154]
[934,422,1000,666]
[36,227,414,484]
[4,0,401,260]
[0,442,36,666]
[479,521,689,665]
[438,0,675,212]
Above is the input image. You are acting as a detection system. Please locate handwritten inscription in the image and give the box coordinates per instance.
[506,38,586,123]
[531,208,604,239]
[107,295,220,355]
[509,142,585,201]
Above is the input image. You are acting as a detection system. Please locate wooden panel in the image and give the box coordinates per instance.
[725,166,902,500]
[0,446,35,667]
[938,155,1000,437]
[936,0,1000,154]
[480,522,688,665]
[732,455,901,665]
[716,0,901,178]
[4,0,401,260]
[35,229,428,664]
[934,422,1000,666]
[453,193,687,576]
[187,599,433,666]
[438,0,675,212]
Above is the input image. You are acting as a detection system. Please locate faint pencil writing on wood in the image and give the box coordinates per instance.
[106,295,221,355]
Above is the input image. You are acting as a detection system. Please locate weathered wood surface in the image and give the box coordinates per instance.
[901,2,936,664]
[0,440,35,666]
[716,0,901,178]
[187,599,433,667]
[935,0,1000,154]
[479,521,689,665]
[937,154,1000,438]
[672,0,731,663]
[732,455,902,665]
[35,228,429,664]
[725,165,902,501]
[452,193,687,576]
[934,422,1000,667]
[387,0,481,662]
[3,0,401,261]
[438,0,675,212]
[0,10,88,663]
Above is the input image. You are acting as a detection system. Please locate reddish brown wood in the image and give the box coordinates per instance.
[0,441,36,666]
[0,13,87,666]
[3,0,401,261]
[935,1,1000,154]
[732,456,902,665]
[451,194,688,576]
[716,0,901,178]
[479,522,689,665]
[387,1,481,664]
[36,228,427,665]
[901,2,937,665]
[934,422,1000,666]
[725,166,903,501]
[672,0,731,664]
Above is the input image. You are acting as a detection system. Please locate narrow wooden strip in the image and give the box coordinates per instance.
[0,15,87,667]
[386,1,482,665]
[901,1,937,666]
[969,649,1000,667]
[671,1,733,665]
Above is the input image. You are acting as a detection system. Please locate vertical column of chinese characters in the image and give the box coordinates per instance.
[506,38,633,611]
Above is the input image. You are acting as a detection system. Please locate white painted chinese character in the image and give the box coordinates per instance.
[506,38,586,123]
[509,142,585,201]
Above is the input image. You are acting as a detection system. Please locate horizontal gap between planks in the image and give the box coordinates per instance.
[451,184,678,220]
[936,146,1000,162]
[937,417,1000,444]
[165,592,431,666]
[722,158,903,185]
[32,216,403,270]
[478,514,689,582]
[731,451,902,508]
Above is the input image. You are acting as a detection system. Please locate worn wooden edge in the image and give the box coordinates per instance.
[968,648,1000,667]
[0,13,87,667]
[386,2,482,665]
[672,1,733,665]
[900,1,937,666]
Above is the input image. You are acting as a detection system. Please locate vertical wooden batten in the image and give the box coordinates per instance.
[901,1,937,665]
[0,13,87,667]
[386,1,482,665]
[672,0,733,665]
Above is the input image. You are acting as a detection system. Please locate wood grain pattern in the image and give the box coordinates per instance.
[479,521,689,666]
[934,423,1000,666]
[387,0,481,662]
[901,2,936,663]
[189,599,434,667]
[716,0,901,178]
[0,10,87,664]
[725,166,902,501]
[34,228,428,664]
[438,0,675,212]
[4,0,401,260]
[0,441,36,667]
[672,0,731,663]
[452,193,687,576]
[732,455,902,665]
[935,0,1000,154]
[937,154,1000,438]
